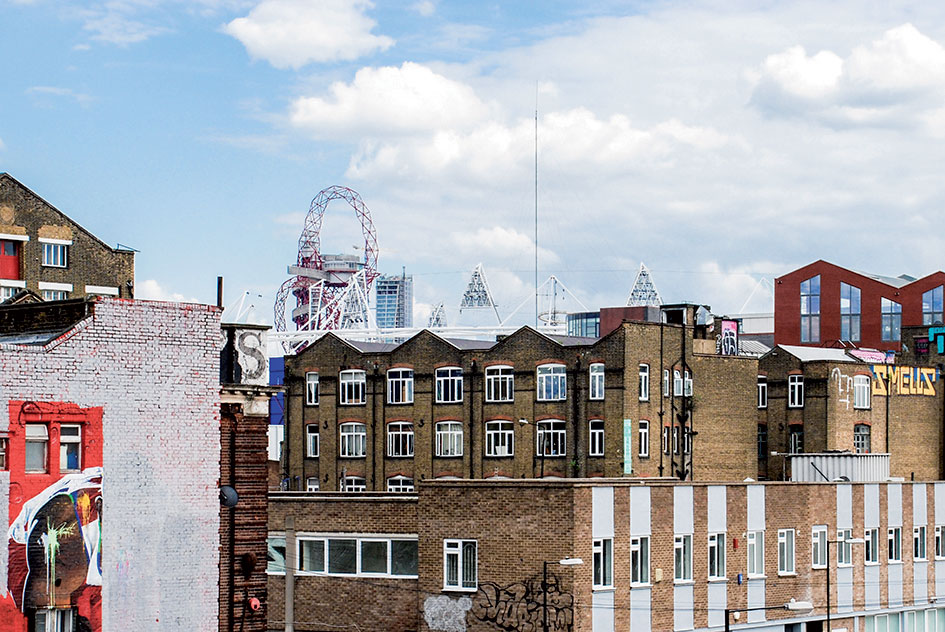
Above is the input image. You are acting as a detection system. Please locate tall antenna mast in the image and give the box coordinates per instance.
[534,83,539,329]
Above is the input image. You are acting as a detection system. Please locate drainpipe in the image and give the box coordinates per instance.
[285,515,295,632]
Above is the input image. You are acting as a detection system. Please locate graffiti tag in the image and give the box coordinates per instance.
[869,365,938,397]
[471,574,574,632]
[831,368,853,410]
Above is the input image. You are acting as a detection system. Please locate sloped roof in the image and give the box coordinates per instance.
[774,344,858,363]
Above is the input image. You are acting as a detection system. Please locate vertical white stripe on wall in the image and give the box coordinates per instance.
[837,484,853,530]
[914,484,928,526]
[707,486,727,533]
[593,591,615,632]
[865,484,880,528]
[630,587,652,632]
[747,485,765,531]
[935,483,945,524]
[593,487,615,538]
[864,566,881,610]
[674,585,695,631]
[888,484,903,527]
[629,486,651,632]
[914,484,929,606]
[674,486,694,534]
[746,485,766,622]
[630,486,651,536]
[889,483,903,606]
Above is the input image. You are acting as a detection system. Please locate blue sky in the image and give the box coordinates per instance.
[4,0,945,327]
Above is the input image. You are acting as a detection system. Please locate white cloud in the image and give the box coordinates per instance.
[26,86,93,107]
[410,1,434,17]
[80,10,171,45]
[447,226,560,267]
[136,279,200,303]
[224,0,394,69]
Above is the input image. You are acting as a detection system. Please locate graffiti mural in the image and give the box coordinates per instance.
[869,365,939,397]
[831,368,854,410]
[715,319,739,356]
[470,573,575,632]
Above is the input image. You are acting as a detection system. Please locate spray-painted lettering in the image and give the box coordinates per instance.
[869,365,938,397]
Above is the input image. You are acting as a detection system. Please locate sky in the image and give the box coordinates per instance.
[3,0,945,328]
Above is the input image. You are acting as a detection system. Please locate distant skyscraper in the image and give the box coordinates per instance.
[375,272,413,328]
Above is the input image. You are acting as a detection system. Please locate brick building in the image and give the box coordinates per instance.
[268,478,945,632]
[0,174,135,302]
[774,261,945,352]
[280,304,763,491]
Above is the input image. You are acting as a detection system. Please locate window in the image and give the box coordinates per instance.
[840,282,861,342]
[25,424,48,472]
[590,363,605,400]
[435,421,463,457]
[340,476,366,492]
[387,475,415,493]
[778,529,795,574]
[298,538,325,573]
[672,426,680,454]
[387,369,414,404]
[674,534,693,581]
[593,538,614,589]
[757,376,767,408]
[662,426,670,454]
[914,526,927,560]
[708,533,726,580]
[305,372,319,406]
[837,528,853,565]
[306,477,320,492]
[788,375,804,408]
[484,421,514,457]
[41,241,68,268]
[923,286,944,325]
[882,298,902,342]
[0,239,20,281]
[339,370,366,405]
[757,424,768,460]
[865,527,880,564]
[387,422,414,457]
[536,420,566,457]
[339,422,366,457]
[631,536,650,585]
[35,608,75,632]
[673,370,682,396]
[0,286,16,300]
[888,527,902,562]
[435,367,463,403]
[637,364,648,401]
[854,424,871,454]
[328,538,357,573]
[935,525,945,559]
[589,420,604,457]
[684,370,693,397]
[682,426,692,455]
[747,531,764,577]
[536,364,567,401]
[42,290,68,301]
[268,535,287,574]
[789,426,804,454]
[59,424,81,472]
[854,375,871,410]
[296,536,418,577]
[663,369,669,397]
[800,275,820,343]
[638,421,649,458]
[485,366,514,402]
[443,539,477,590]
[0,437,6,469]
[306,424,319,457]
[812,526,827,568]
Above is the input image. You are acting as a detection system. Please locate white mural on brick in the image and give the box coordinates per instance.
[832,367,853,410]
[423,595,473,632]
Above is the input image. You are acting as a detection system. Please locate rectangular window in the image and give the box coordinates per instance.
[444,539,477,591]
[757,424,768,460]
[485,421,514,457]
[42,290,68,301]
[593,538,614,589]
[589,420,604,457]
[757,376,767,408]
[25,424,48,473]
[637,364,648,401]
[299,538,326,573]
[306,424,319,457]
[435,421,463,457]
[590,363,605,400]
[837,528,853,566]
[0,239,20,281]
[638,420,649,458]
[306,477,320,492]
[866,527,880,564]
[935,525,945,559]
[800,275,820,343]
[778,529,795,574]
[435,367,463,403]
[536,364,567,401]
[386,422,414,457]
[41,241,68,268]
[387,476,415,493]
[708,532,726,580]
[747,531,764,577]
[674,534,693,581]
[840,282,861,342]
[673,370,682,396]
[339,370,366,405]
[340,476,366,492]
[914,526,928,560]
[882,298,902,342]
[854,424,871,454]
[663,369,669,397]
[387,369,414,404]
[888,527,902,562]
[789,426,804,454]
[328,538,358,574]
[923,285,944,326]
[295,535,418,577]
[672,426,680,454]
[361,540,390,574]
[812,526,827,568]
[59,424,81,472]
[788,375,804,408]
[684,370,693,397]
[0,437,6,470]
[661,426,670,455]
[339,422,367,458]
[305,372,319,405]
[536,420,566,457]
[854,375,871,409]
[631,536,650,585]
[485,366,514,402]
[267,536,286,574]
[35,608,75,632]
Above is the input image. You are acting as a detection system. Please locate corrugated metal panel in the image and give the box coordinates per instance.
[791,453,890,482]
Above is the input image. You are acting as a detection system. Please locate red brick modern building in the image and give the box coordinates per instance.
[775,260,945,352]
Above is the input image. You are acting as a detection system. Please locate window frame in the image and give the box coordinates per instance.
[914,525,928,561]
[812,525,827,568]
[788,375,804,408]
[25,424,48,473]
[673,370,682,396]
[840,282,861,342]
[853,375,871,410]
[882,297,902,342]
[294,534,419,578]
[778,528,796,575]
[339,369,367,406]
[588,419,604,457]
[387,368,415,405]
[59,424,81,473]
[865,527,880,565]
[934,525,945,560]
[590,363,605,401]
[443,539,478,591]
[800,275,821,343]
[435,367,464,404]
[306,477,320,492]
[757,376,767,408]
[854,423,871,454]
[747,530,764,577]
[267,535,287,574]
[305,371,319,406]
[663,369,669,397]
[888,526,902,563]
[630,535,650,585]
[789,426,804,454]
[708,532,726,581]
[485,365,514,403]
[435,421,464,457]
[387,475,415,493]
[386,421,415,458]
[637,364,649,401]
[340,476,366,492]
[339,422,367,458]
[757,424,768,460]
[837,528,854,566]
[536,363,567,401]
[41,241,69,268]
[306,424,319,458]
[674,534,693,582]
[536,419,567,457]
[484,420,514,457]
[593,538,614,590]
[638,420,649,458]
[923,285,944,326]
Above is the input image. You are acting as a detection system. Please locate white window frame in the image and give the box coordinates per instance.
[590,363,605,400]
[387,368,414,404]
[673,370,683,396]
[837,528,853,566]
[435,367,463,404]
[484,420,514,457]
[778,528,796,575]
[638,420,649,458]
[812,525,828,568]
[387,475,415,493]
[638,364,649,401]
[935,525,945,560]
[789,426,804,454]
[536,363,567,401]
[340,476,366,492]
[59,424,81,473]
[0,437,6,470]
[25,424,48,473]
[41,240,69,268]
[854,375,871,409]
[684,370,693,397]
[593,538,614,589]
[339,370,366,405]
[386,421,414,457]
[536,419,566,457]
[915,525,928,561]
[435,421,463,457]
[888,526,902,562]
[661,426,670,454]
[865,527,880,564]
[757,376,767,408]
[663,369,669,397]
[708,532,726,580]
[42,290,68,301]
[443,539,477,591]
[788,375,804,408]
[306,424,319,457]
[267,535,287,574]
[854,424,871,454]
[306,372,319,406]
[306,477,320,492]
[295,535,419,578]
[674,534,693,582]
[485,365,514,402]
[588,419,604,457]
[339,422,367,458]
[747,530,764,577]
[631,536,650,585]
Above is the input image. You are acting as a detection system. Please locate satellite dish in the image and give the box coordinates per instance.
[220,485,239,507]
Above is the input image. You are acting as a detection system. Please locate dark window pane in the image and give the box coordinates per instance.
[329,539,357,574]
[361,541,388,574]
[392,540,418,576]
